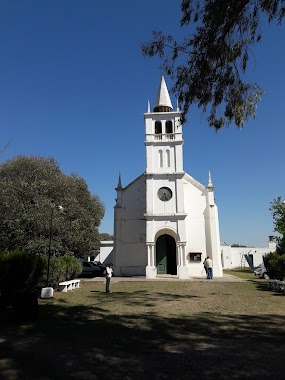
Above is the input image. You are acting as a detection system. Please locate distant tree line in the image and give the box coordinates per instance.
[99,233,114,241]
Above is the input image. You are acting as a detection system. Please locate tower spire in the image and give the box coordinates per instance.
[154,76,173,112]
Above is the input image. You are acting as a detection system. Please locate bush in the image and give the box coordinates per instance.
[0,251,81,321]
[38,255,82,289]
[61,255,82,280]
[0,251,46,321]
[0,251,82,291]
[0,250,46,292]
[263,252,285,280]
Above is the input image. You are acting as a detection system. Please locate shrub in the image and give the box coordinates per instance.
[0,251,82,291]
[263,252,285,280]
[0,251,45,321]
[61,255,82,280]
[0,250,46,292]
[38,255,82,288]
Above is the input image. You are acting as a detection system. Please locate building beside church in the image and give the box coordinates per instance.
[113,77,223,279]
[221,236,276,269]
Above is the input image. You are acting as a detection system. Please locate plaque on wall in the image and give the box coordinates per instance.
[189,252,202,262]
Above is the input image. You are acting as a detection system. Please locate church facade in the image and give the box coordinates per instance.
[113,77,223,279]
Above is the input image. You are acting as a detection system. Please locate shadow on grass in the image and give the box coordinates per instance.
[0,290,285,379]
[250,279,269,291]
[251,278,285,296]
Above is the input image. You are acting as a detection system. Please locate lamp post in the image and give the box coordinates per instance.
[46,205,64,287]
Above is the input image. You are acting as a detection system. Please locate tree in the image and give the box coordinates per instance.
[0,155,105,258]
[263,197,285,280]
[141,0,284,129]
[270,196,285,254]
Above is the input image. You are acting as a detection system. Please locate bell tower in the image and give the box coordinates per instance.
[145,76,184,176]
[144,77,188,279]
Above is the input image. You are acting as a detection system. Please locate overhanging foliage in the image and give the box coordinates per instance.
[142,0,284,129]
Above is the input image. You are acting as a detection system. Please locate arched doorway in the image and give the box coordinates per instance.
[156,234,177,275]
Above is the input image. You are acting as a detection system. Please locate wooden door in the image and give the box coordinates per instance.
[156,235,167,274]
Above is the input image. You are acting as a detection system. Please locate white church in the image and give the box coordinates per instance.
[113,77,223,279]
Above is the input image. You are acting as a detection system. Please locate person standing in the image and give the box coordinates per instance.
[206,257,213,279]
[203,258,208,278]
[105,264,113,293]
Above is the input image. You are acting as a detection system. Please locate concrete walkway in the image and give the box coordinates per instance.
[82,274,246,283]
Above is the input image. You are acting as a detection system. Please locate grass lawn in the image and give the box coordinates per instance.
[224,267,256,280]
[1,279,285,379]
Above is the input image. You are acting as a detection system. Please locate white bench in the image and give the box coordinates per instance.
[268,279,277,290]
[59,279,80,292]
[267,279,285,293]
[276,280,285,292]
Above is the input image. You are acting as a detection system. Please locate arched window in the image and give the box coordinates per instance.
[166,149,170,167]
[165,120,173,134]
[159,150,163,168]
[155,121,162,134]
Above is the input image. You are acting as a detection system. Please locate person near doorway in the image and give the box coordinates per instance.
[203,258,208,278]
[105,263,113,293]
[206,257,213,279]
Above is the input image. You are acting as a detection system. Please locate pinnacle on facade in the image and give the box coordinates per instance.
[208,170,214,188]
[117,172,122,189]
[176,98,180,112]
[147,100,150,113]
[153,76,173,112]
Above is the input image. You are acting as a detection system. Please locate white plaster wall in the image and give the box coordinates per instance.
[205,204,223,277]
[152,144,176,173]
[150,220,180,242]
[221,245,232,268]
[153,178,176,214]
[144,115,153,136]
[146,175,185,216]
[175,144,183,173]
[145,145,154,174]
[144,111,183,175]
[183,178,208,276]
[114,175,147,276]
[184,181,207,250]
[94,241,113,264]
[180,175,223,277]
[144,112,182,135]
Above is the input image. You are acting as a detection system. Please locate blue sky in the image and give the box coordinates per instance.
[0,1,284,247]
